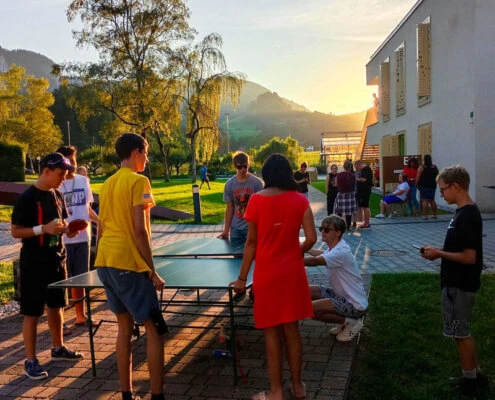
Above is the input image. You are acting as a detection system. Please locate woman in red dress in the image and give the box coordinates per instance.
[230,153,317,400]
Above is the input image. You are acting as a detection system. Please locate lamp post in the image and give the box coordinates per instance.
[67,121,71,146]
[224,113,230,153]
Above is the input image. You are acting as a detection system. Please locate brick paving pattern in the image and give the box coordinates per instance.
[1,187,494,399]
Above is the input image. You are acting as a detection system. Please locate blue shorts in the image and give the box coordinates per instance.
[97,267,161,323]
[319,286,366,319]
[383,195,403,204]
[66,242,90,277]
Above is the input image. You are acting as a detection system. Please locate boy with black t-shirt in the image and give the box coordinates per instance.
[420,165,489,399]
[11,152,84,380]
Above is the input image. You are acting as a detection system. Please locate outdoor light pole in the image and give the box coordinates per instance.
[224,113,230,153]
[67,121,71,146]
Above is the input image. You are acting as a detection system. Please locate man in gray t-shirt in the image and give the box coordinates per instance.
[218,151,263,243]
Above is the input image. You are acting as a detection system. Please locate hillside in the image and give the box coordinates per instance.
[0,46,366,149]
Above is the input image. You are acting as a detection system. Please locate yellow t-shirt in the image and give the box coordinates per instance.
[95,168,155,272]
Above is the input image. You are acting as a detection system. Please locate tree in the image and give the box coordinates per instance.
[253,136,303,169]
[0,65,62,156]
[171,33,245,181]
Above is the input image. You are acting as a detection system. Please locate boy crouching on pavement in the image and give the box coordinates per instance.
[304,215,368,342]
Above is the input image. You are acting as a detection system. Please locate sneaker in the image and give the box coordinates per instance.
[336,318,364,342]
[330,324,345,335]
[459,377,477,399]
[375,213,385,218]
[24,359,48,380]
[51,345,84,361]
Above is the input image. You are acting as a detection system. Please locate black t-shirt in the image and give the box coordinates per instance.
[357,166,373,194]
[11,185,68,268]
[440,204,483,292]
[294,171,310,193]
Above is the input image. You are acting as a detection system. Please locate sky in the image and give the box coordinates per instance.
[0,0,416,115]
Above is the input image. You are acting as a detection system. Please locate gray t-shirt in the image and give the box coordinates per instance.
[223,173,263,232]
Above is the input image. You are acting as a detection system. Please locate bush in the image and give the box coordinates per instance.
[0,141,26,182]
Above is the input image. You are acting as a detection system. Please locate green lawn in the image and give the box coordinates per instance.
[0,262,14,305]
[0,205,13,223]
[349,273,495,400]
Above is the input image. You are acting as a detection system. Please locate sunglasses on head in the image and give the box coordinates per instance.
[235,164,248,170]
[319,226,336,233]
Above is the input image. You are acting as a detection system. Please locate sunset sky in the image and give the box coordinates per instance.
[0,0,416,115]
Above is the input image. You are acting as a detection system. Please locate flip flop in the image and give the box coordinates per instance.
[75,318,98,327]
[290,382,306,400]
[251,391,270,400]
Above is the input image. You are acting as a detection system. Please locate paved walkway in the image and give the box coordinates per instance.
[0,188,494,399]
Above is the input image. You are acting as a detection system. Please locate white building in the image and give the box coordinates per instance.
[365,0,495,212]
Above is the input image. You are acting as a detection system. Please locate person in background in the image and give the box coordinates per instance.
[355,160,373,229]
[294,161,311,199]
[333,160,357,230]
[76,165,89,179]
[57,146,99,329]
[375,173,409,218]
[95,133,167,400]
[402,157,420,216]
[11,152,84,380]
[416,154,439,220]
[373,158,380,187]
[199,161,211,190]
[326,164,338,215]
[420,165,488,399]
[218,151,263,243]
[304,215,368,342]
[230,153,317,400]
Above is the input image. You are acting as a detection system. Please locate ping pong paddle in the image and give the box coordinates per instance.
[68,219,88,233]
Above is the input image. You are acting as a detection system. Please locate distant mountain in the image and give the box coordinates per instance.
[0,46,366,149]
[0,46,59,89]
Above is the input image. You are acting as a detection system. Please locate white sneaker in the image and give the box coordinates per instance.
[330,324,345,335]
[388,213,393,218]
[375,213,385,218]
[336,318,364,342]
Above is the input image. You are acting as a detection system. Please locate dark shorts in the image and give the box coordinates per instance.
[66,242,90,277]
[357,190,371,208]
[20,262,68,316]
[97,267,161,323]
[319,286,366,319]
[418,186,436,200]
[442,287,475,338]
[383,195,403,204]
[201,177,209,183]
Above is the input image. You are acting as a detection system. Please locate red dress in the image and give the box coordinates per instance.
[244,191,314,328]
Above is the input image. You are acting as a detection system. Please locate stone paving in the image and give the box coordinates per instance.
[0,187,494,399]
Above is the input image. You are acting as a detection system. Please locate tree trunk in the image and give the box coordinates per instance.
[190,135,197,182]
[154,131,170,182]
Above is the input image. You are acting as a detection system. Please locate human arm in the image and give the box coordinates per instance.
[415,165,424,185]
[218,202,234,238]
[300,206,317,253]
[325,175,330,192]
[229,221,257,293]
[11,219,65,238]
[133,204,164,290]
[420,246,477,264]
[88,206,99,223]
[306,248,324,257]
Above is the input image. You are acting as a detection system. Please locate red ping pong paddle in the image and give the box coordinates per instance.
[68,219,88,233]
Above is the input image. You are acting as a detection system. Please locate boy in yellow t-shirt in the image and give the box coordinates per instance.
[95,133,166,400]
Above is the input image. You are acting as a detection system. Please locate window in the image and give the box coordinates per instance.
[417,16,431,106]
[417,122,432,155]
[395,43,406,116]
[380,59,390,122]
[397,131,406,156]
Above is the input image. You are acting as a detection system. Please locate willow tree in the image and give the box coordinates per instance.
[171,33,245,181]
[63,0,193,180]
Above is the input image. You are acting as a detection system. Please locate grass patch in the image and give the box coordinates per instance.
[0,262,14,305]
[349,273,495,400]
[0,205,13,222]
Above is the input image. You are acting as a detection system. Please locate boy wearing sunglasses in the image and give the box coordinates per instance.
[218,151,263,243]
[304,215,368,342]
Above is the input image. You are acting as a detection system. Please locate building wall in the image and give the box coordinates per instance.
[365,0,495,211]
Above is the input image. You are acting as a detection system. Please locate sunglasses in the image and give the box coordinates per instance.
[235,164,248,170]
[319,226,337,233]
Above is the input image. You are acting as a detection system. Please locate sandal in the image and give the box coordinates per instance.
[75,318,99,327]
[290,382,306,400]
[252,391,270,400]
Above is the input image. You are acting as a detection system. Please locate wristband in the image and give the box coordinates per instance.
[237,275,247,282]
[33,225,43,236]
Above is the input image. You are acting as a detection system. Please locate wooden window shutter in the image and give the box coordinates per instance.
[417,122,432,155]
[381,135,389,156]
[380,62,390,121]
[417,23,431,101]
[395,47,406,116]
[390,134,400,156]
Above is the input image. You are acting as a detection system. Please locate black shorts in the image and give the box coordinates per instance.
[357,190,371,208]
[20,262,68,316]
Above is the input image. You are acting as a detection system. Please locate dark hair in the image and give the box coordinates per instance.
[400,173,408,182]
[115,133,146,161]
[300,162,307,169]
[343,160,353,171]
[423,154,432,167]
[56,145,77,157]
[232,151,249,165]
[320,215,346,239]
[262,153,297,190]
[407,157,418,169]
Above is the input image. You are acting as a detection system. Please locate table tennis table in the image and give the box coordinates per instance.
[49,238,252,385]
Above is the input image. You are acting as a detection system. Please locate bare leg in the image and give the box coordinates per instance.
[431,200,438,217]
[115,312,134,393]
[380,201,386,215]
[263,326,284,400]
[142,319,165,396]
[282,322,305,398]
[72,288,86,323]
[363,207,370,226]
[23,316,39,360]
[46,307,63,348]
[456,337,478,371]
[422,200,429,218]
[312,299,345,324]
